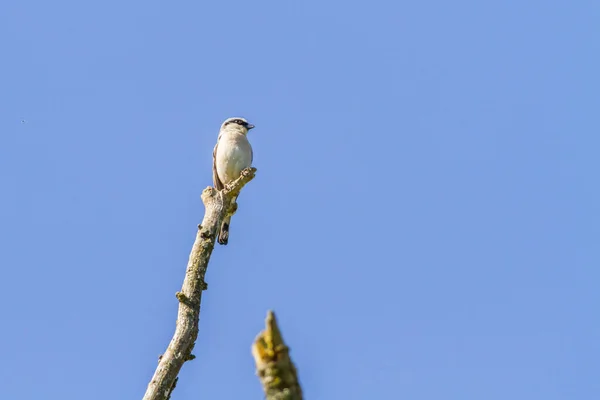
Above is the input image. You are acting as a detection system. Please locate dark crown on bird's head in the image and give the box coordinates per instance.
[221,117,255,131]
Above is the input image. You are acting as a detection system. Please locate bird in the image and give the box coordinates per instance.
[212,117,255,245]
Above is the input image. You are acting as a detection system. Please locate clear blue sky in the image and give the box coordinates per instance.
[1,1,598,399]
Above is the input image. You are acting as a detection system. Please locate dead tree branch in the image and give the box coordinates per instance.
[252,311,303,400]
[142,167,257,400]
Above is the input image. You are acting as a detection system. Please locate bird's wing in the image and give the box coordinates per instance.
[212,137,224,190]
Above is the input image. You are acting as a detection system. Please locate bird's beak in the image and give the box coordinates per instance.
[246,123,255,130]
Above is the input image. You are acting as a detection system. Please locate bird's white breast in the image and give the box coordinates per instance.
[216,132,253,184]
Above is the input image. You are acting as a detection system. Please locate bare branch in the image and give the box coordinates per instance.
[252,311,303,400]
[142,167,257,400]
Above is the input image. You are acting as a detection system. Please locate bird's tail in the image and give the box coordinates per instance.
[218,216,231,245]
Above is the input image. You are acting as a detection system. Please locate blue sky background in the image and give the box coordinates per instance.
[1,1,599,399]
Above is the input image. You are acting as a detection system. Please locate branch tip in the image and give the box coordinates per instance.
[252,310,302,400]
[143,164,258,400]
[223,167,257,197]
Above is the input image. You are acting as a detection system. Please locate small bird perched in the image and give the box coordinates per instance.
[212,117,255,245]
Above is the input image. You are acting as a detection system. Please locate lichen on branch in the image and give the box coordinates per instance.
[252,311,303,400]
[142,167,257,400]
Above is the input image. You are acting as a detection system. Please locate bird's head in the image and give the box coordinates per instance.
[220,117,255,135]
